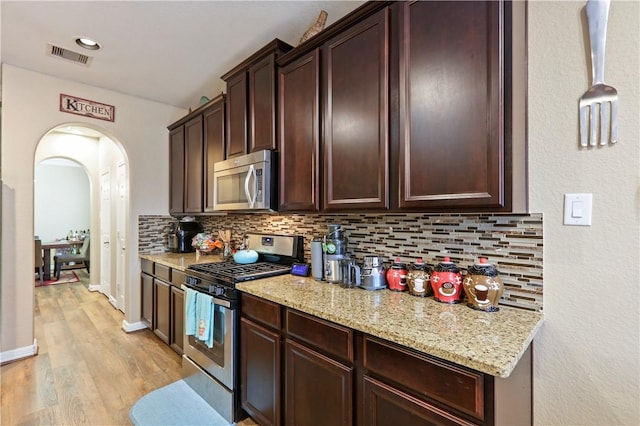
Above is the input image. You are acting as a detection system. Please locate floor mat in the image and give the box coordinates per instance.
[129,379,231,426]
[35,271,79,287]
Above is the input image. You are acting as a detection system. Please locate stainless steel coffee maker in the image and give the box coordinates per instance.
[323,224,348,284]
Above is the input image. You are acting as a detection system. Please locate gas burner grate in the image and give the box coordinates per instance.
[188,261,291,282]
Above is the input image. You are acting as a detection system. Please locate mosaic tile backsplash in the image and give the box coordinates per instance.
[139,213,543,311]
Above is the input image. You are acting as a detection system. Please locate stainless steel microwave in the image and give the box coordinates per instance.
[212,150,277,212]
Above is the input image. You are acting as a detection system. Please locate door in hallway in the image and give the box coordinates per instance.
[116,162,126,311]
[100,170,112,300]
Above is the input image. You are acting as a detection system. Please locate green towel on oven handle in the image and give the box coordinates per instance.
[185,287,198,336]
[195,292,214,348]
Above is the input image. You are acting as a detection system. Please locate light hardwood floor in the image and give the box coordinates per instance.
[1,271,245,425]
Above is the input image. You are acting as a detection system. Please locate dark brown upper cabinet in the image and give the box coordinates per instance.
[275,0,525,213]
[203,98,226,212]
[322,8,390,211]
[183,115,204,213]
[169,126,185,215]
[168,94,225,215]
[278,49,321,212]
[394,1,511,211]
[250,55,277,153]
[225,72,248,158]
[222,39,293,158]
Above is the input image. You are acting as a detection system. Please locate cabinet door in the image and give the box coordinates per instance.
[226,71,248,158]
[363,376,475,426]
[204,99,226,212]
[184,115,204,213]
[285,339,352,426]
[397,1,505,210]
[153,278,170,344]
[241,318,281,426]
[170,285,184,354]
[169,126,185,214]
[363,335,486,421]
[249,54,277,152]
[322,9,389,211]
[141,272,153,328]
[278,49,321,212]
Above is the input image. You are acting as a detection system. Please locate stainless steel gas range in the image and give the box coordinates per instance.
[181,233,303,423]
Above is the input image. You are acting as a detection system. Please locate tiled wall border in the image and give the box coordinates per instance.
[139,213,543,311]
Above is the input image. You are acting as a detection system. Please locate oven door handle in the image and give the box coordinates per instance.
[213,297,232,309]
[181,285,232,309]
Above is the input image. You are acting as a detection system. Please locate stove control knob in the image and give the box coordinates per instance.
[214,286,225,296]
[186,276,200,286]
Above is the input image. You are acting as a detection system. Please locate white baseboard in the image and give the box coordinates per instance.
[87,284,101,292]
[108,295,117,308]
[122,320,148,333]
[0,339,38,364]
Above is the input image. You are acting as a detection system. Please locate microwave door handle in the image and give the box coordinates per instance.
[244,164,257,208]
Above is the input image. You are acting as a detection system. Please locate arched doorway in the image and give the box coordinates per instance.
[34,123,130,312]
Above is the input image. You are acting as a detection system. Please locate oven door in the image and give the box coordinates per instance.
[182,288,236,390]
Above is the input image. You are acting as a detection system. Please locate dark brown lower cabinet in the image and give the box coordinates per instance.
[241,318,282,426]
[170,285,184,353]
[363,376,473,426]
[140,259,186,355]
[153,278,170,344]
[240,294,532,426]
[362,336,485,425]
[141,272,153,328]
[285,339,353,426]
[362,336,486,422]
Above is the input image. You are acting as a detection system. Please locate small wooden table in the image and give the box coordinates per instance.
[41,240,83,281]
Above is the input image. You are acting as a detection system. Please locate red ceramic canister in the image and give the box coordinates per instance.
[386,257,408,291]
[430,257,463,304]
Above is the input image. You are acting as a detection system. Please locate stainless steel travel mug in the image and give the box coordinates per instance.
[311,239,324,280]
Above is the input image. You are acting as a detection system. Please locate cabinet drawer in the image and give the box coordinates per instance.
[155,263,171,282]
[363,336,485,421]
[141,258,154,275]
[171,269,185,287]
[241,293,281,329]
[363,375,475,426]
[286,310,353,363]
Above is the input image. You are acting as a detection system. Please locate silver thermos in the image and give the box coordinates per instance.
[311,238,324,280]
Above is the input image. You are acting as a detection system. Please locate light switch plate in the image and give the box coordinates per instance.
[564,193,593,226]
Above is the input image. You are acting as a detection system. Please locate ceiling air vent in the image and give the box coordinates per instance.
[46,43,93,66]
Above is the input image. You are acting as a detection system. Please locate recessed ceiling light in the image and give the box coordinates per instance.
[75,37,100,50]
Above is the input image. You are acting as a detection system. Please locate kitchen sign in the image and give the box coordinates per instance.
[59,94,115,122]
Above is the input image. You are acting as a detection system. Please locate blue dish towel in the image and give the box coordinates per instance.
[185,288,198,336]
[196,293,215,348]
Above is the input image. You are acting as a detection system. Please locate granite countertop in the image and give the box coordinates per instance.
[138,253,543,378]
[236,275,543,378]
[139,251,226,271]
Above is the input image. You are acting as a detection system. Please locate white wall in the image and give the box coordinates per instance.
[1,65,185,355]
[35,162,90,242]
[529,1,639,424]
